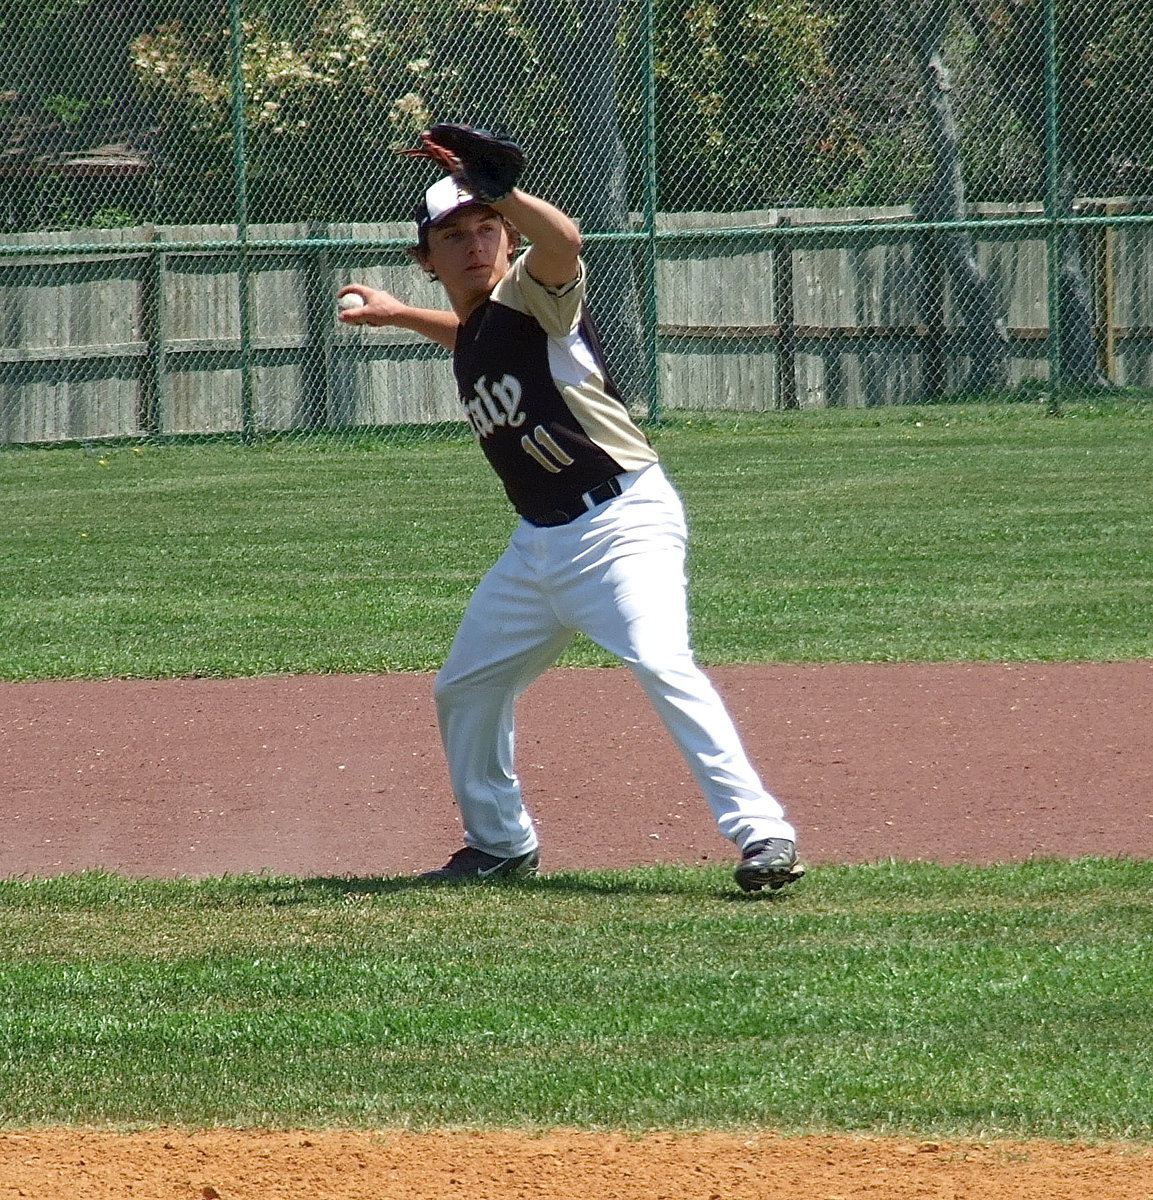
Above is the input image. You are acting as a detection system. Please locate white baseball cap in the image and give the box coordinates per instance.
[415,176,477,246]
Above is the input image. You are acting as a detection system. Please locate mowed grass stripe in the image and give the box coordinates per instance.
[0,859,1150,1137]
[0,400,1150,679]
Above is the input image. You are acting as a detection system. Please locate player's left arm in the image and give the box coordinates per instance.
[490,190,582,290]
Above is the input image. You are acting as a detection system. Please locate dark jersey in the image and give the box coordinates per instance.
[451,256,658,522]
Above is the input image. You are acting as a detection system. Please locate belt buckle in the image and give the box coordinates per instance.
[583,476,621,512]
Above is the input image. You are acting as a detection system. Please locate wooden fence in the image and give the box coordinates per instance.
[2,203,1151,444]
[0,222,459,444]
[657,199,1153,411]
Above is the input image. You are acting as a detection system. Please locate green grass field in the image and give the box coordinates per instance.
[1,860,1151,1139]
[2,400,1151,1138]
[1,400,1150,679]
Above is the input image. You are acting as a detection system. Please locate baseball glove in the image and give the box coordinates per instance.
[400,123,525,204]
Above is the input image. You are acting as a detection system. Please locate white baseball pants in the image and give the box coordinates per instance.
[433,463,796,859]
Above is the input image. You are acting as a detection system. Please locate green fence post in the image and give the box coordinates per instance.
[303,222,335,430]
[229,0,256,442]
[640,0,661,423]
[773,218,797,410]
[140,227,167,437]
[1043,0,1062,406]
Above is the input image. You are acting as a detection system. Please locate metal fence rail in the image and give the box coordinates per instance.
[3,0,1151,443]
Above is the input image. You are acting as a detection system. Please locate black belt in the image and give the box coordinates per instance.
[525,476,624,527]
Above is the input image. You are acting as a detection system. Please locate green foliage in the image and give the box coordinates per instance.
[963,0,1153,196]
[86,205,144,227]
[651,0,843,208]
[1,1,199,230]
[7,0,1153,225]
[41,92,91,123]
[126,0,557,223]
[0,859,1151,1135]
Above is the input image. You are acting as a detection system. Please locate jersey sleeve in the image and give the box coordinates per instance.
[491,256,585,337]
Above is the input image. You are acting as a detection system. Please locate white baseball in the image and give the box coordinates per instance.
[337,292,366,312]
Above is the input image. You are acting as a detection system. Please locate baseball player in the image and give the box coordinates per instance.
[339,125,803,893]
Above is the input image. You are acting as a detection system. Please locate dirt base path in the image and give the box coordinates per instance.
[4,662,1151,877]
[3,663,1152,1198]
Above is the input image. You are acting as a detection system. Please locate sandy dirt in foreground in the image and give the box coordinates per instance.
[3,1129,1153,1200]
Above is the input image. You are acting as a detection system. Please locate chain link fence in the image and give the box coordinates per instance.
[2,0,1151,444]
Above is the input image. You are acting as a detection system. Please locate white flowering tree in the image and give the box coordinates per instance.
[130,0,547,223]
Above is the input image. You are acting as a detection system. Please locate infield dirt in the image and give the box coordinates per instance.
[2,1129,1152,1199]
[5,662,1152,876]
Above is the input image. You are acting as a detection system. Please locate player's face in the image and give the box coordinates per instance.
[423,206,513,309]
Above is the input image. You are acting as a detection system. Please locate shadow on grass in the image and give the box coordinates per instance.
[0,865,806,908]
[251,869,801,905]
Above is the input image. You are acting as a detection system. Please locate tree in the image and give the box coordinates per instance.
[912,0,1008,396]
[130,0,456,223]
[1,0,199,229]
[649,0,849,208]
[954,0,1146,386]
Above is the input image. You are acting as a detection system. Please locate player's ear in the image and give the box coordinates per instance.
[408,243,438,282]
[504,220,521,263]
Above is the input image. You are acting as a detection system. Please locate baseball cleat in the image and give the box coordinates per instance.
[418,846,540,882]
[734,838,805,893]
